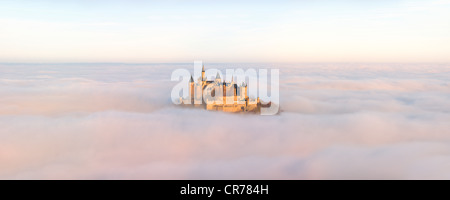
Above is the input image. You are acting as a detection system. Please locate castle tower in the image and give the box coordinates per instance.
[243,82,248,99]
[215,72,221,82]
[200,65,206,104]
[223,80,227,104]
[202,65,206,85]
[232,77,237,102]
[195,81,203,106]
[238,82,247,108]
[189,75,194,104]
[246,83,250,108]
[234,85,237,103]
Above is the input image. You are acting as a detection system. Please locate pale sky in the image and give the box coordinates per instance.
[0,0,449,63]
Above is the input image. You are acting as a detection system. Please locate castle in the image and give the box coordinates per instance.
[181,65,262,113]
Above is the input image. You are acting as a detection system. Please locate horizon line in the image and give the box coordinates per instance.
[1,61,449,65]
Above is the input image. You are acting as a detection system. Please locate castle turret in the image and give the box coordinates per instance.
[189,75,194,104]
[234,83,237,102]
[198,64,206,103]
[215,72,221,82]
[202,64,205,84]
[242,82,248,99]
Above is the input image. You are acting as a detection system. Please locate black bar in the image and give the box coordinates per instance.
[0,180,440,199]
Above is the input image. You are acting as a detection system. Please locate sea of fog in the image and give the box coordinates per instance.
[1,63,450,179]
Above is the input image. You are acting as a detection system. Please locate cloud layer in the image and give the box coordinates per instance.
[1,63,450,179]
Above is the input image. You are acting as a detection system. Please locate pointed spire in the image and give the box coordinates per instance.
[231,76,234,83]
[189,75,194,82]
[202,64,205,72]
[216,72,221,80]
